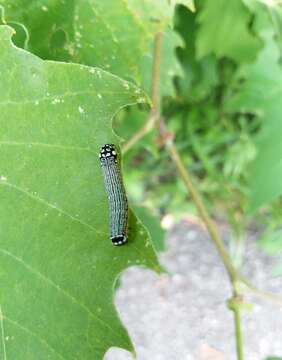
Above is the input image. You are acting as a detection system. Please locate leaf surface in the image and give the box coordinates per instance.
[0,0,190,86]
[227,24,282,210]
[196,0,261,63]
[0,25,160,360]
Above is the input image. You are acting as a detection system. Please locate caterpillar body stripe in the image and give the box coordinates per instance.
[99,144,128,246]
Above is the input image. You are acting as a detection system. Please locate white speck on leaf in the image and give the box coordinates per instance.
[41,5,48,11]
[123,82,130,90]
[78,106,84,114]
[51,98,61,105]
[0,176,7,181]
[138,97,146,103]
[34,101,39,105]
[97,93,102,99]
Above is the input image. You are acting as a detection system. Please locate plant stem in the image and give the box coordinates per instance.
[240,278,282,307]
[122,114,155,154]
[151,32,163,122]
[165,137,238,281]
[152,32,244,360]
[234,303,244,360]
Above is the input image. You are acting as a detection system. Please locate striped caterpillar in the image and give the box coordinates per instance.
[99,144,128,246]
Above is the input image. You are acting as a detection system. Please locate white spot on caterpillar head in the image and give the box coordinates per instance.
[97,93,102,99]
[41,5,48,11]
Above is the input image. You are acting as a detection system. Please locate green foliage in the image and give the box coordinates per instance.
[0,0,148,80]
[196,0,261,63]
[227,23,282,210]
[0,25,161,359]
[0,0,193,90]
[259,228,282,256]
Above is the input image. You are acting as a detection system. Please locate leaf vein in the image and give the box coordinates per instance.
[3,315,66,360]
[0,141,94,153]
[0,305,7,360]
[0,248,125,346]
[0,181,106,237]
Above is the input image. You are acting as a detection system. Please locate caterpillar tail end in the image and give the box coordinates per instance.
[111,235,127,246]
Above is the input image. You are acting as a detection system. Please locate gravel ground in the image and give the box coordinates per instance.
[105,222,282,360]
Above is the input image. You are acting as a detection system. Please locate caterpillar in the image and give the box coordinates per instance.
[99,144,128,246]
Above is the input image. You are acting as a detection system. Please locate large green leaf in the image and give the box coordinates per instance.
[175,5,218,101]
[0,0,149,80]
[196,0,261,63]
[0,25,160,359]
[227,21,282,210]
[0,0,191,85]
[126,0,195,31]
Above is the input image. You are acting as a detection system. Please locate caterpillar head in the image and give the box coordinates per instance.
[99,144,117,161]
